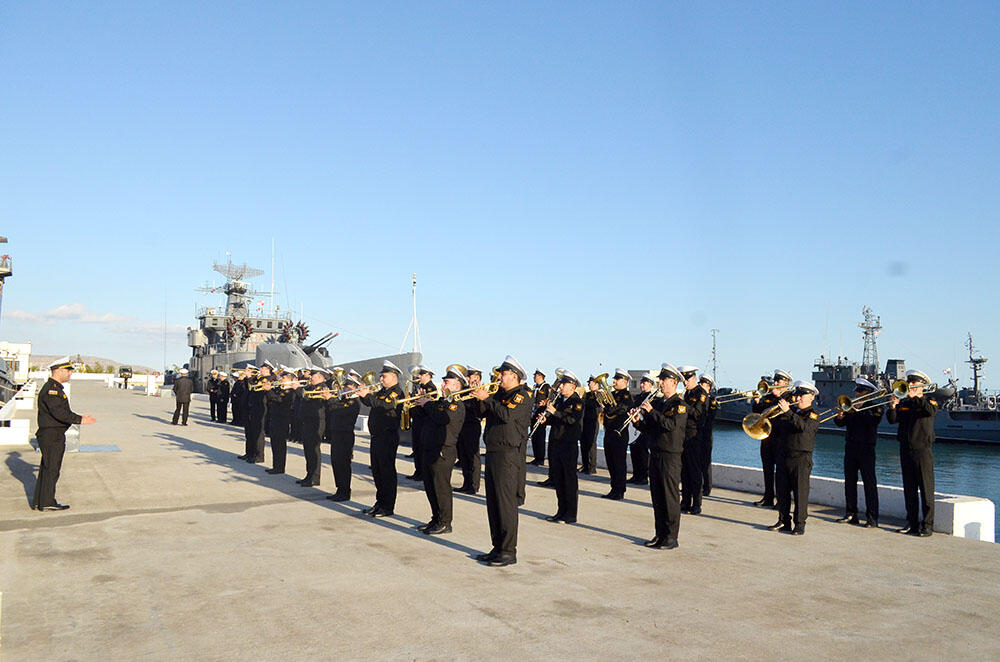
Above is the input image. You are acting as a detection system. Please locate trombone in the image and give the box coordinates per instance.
[816,379,930,422]
[741,398,797,440]
[715,380,772,404]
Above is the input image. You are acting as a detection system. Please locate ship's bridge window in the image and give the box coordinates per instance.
[267,322,272,329]
[256,321,261,328]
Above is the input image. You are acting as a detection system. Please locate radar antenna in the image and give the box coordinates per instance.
[212,258,264,282]
[859,306,881,378]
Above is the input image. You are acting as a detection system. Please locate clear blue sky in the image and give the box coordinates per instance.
[2,2,998,388]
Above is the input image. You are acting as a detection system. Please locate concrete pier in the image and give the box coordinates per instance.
[2,382,999,660]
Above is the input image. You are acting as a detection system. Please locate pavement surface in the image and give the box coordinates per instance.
[1,382,999,661]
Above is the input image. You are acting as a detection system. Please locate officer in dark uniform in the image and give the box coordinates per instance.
[216,371,230,424]
[472,355,533,567]
[834,377,883,527]
[768,380,820,535]
[698,374,718,496]
[887,370,937,536]
[628,372,656,485]
[751,369,792,508]
[326,374,361,502]
[539,369,584,523]
[529,370,551,466]
[456,366,486,494]
[679,366,707,515]
[208,369,220,421]
[359,361,405,517]
[408,365,436,482]
[634,363,686,549]
[298,367,334,486]
[416,365,467,535]
[262,369,296,475]
[602,368,634,500]
[579,376,602,475]
[33,356,96,511]
[171,368,194,425]
[230,369,247,426]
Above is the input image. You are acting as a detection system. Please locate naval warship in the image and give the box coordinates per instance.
[186,258,421,392]
[715,307,1000,444]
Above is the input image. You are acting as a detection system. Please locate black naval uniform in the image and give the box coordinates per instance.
[33,378,83,510]
[602,388,634,498]
[701,393,718,495]
[230,377,247,426]
[629,389,654,484]
[361,383,404,514]
[457,397,485,492]
[245,377,269,463]
[834,403,883,523]
[420,397,465,528]
[265,386,296,474]
[887,395,937,533]
[545,391,584,521]
[530,381,551,464]
[409,379,436,481]
[482,384,533,562]
[635,392,686,546]
[580,390,601,474]
[752,392,783,506]
[217,378,230,424]
[208,377,221,421]
[171,374,194,425]
[299,387,333,485]
[328,396,361,499]
[680,386,708,512]
[773,406,819,532]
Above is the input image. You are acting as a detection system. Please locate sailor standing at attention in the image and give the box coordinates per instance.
[230,368,248,427]
[601,368,634,500]
[679,366,707,515]
[472,356,533,567]
[768,380,819,535]
[886,370,937,537]
[216,371,230,424]
[408,365,436,482]
[539,369,584,524]
[579,376,602,475]
[171,368,194,425]
[628,372,656,485]
[417,365,467,535]
[751,369,792,508]
[698,374,718,496]
[634,363,686,549]
[456,366,486,494]
[326,373,361,502]
[33,357,97,511]
[833,377,883,527]
[529,370,551,466]
[358,361,405,517]
[208,369,221,421]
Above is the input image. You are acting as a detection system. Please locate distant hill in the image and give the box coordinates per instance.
[30,354,155,374]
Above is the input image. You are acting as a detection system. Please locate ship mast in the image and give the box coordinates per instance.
[0,236,10,327]
[859,306,881,378]
[710,328,719,385]
[966,333,987,399]
[399,273,422,354]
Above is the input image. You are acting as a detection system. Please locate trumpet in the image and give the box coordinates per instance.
[617,387,662,434]
[303,386,337,399]
[249,378,276,392]
[593,373,616,408]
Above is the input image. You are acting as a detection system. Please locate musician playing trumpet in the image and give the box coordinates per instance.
[538,370,584,524]
[601,368,634,500]
[415,365,467,535]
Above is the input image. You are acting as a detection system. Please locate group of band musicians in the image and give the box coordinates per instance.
[182,355,939,564]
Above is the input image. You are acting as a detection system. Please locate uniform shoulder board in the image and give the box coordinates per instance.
[48,390,59,395]
[513,394,524,404]
[677,405,686,414]
[507,401,517,409]
[389,391,398,399]
[449,403,459,411]
[700,394,706,402]
[809,412,818,420]
[929,399,937,406]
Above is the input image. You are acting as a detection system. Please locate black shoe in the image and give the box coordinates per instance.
[753,497,773,508]
[406,452,415,458]
[418,520,437,532]
[657,539,679,550]
[530,459,544,466]
[371,509,393,518]
[767,521,791,532]
[476,551,498,562]
[897,526,915,535]
[248,458,262,464]
[265,468,283,474]
[407,473,422,481]
[644,537,663,548]
[689,507,702,515]
[702,488,712,496]
[426,523,452,535]
[836,514,859,524]
[587,469,597,475]
[364,505,378,515]
[561,517,577,524]
[681,505,691,513]
[326,493,350,502]
[919,528,932,537]
[181,423,188,426]
[237,454,248,460]
[171,422,178,425]
[545,514,563,522]
[536,479,554,487]
[488,555,516,567]
[790,527,805,536]
[608,493,624,501]
[864,520,878,528]
[41,503,70,511]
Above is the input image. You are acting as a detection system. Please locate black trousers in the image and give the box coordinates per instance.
[844,442,878,521]
[580,418,599,472]
[517,439,527,506]
[210,395,219,421]
[33,428,67,509]
[411,419,425,477]
[530,418,547,462]
[171,401,190,425]
[680,442,703,509]
[423,446,457,526]
[230,399,243,426]
[330,430,355,496]
[270,418,289,473]
[370,431,399,511]
[900,444,934,530]
[550,441,578,520]
[701,434,713,494]
[456,425,481,491]
[777,452,812,528]
[217,399,228,424]
[245,410,265,461]
[603,427,628,496]
[649,450,681,542]
[302,431,322,483]
[759,438,776,503]
[485,450,521,556]
[630,436,649,481]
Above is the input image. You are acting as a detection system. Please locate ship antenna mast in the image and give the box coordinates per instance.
[710,328,719,385]
[859,306,881,378]
[399,273,422,354]
[966,332,987,397]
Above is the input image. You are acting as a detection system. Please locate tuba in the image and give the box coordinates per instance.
[593,373,616,407]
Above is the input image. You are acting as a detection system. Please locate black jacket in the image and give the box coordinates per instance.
[887,396,937,450]
[328,397,361,433]
[483,384,533,452]
[37,378,82,431]
[546,391,584,447]
[834,404,883,446]
[602,388,634,432]
[172,376,194,403]
[420,398,465,453]
[582,390,602,422]
[775,406,820,455]
[635,393,686,453]
[361,384,404,437]
[683,387,709,446]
